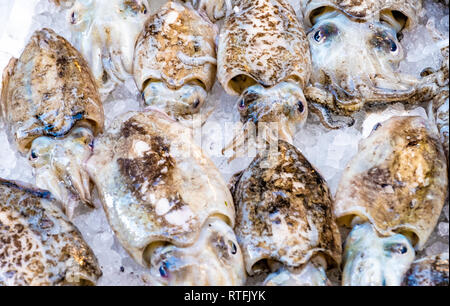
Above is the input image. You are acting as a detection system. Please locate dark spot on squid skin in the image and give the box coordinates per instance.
[268,191,290,214]
[120,266,125,273]
[120,119,147,138]
[56,56,69,78]
[117,126,175,202]
[148,24,159,36]
[39,218,54,229]
[367,167,392,187]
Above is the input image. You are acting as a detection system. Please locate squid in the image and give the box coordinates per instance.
[1,28,104,218]
[334,115,448,285]
[0,178,101,285]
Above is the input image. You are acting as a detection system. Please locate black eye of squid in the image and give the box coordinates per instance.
[31,150,38,159]
[314,30,322,42]
[387,243,408,255]
[229,241,237,255]
[312,24,338,44]
[389,40,397,52]
[297,101,304,113]
[193,99,200,109]
[371,32,399,54]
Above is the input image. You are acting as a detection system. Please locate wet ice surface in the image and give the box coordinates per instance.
[0,0,448,286]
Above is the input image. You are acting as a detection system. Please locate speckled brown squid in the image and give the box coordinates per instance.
[52,0,150,98]
[85,110,246,285]
[334,116,448,285]
[217,0,311,157]
[230,140,341,285]
[133,1,217,122]
[1,28,104,219]
[0,178,101,286]
[301,0,449,128]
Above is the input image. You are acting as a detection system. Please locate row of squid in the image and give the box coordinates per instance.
[0,0,448,286]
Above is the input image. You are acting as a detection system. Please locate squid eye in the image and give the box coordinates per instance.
[371,32,399,54]
[228,241,237,255]
[312,24,338,44]
[314,30,323,42]
[30,150,38,159]
[386,243,409,255]
[389,40,397,52]
[297,101,305,113]
[193,99,200,109]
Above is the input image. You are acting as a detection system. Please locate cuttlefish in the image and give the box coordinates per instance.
[1,28,104,218]
[230,140,341,285]
[334,116,448,285]
[133,1,217,122]
[85,110,246,285]
[0,178,101,285]
[52,0,149,98]
[301,0,449,128]
[217,0,311,158]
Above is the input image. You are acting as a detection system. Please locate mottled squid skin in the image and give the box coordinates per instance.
[301,0,449,128]
[0,28,103,152]
[218,0,310,95]
[53,0,149,98]
[86,110,246,285]
[0,179,101,286]
[217,0,311,156]
[402,253,449,286]
[230,140,341,285]
[0,28,104,218]
[335,116,448,285]
[133,1,217,121]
